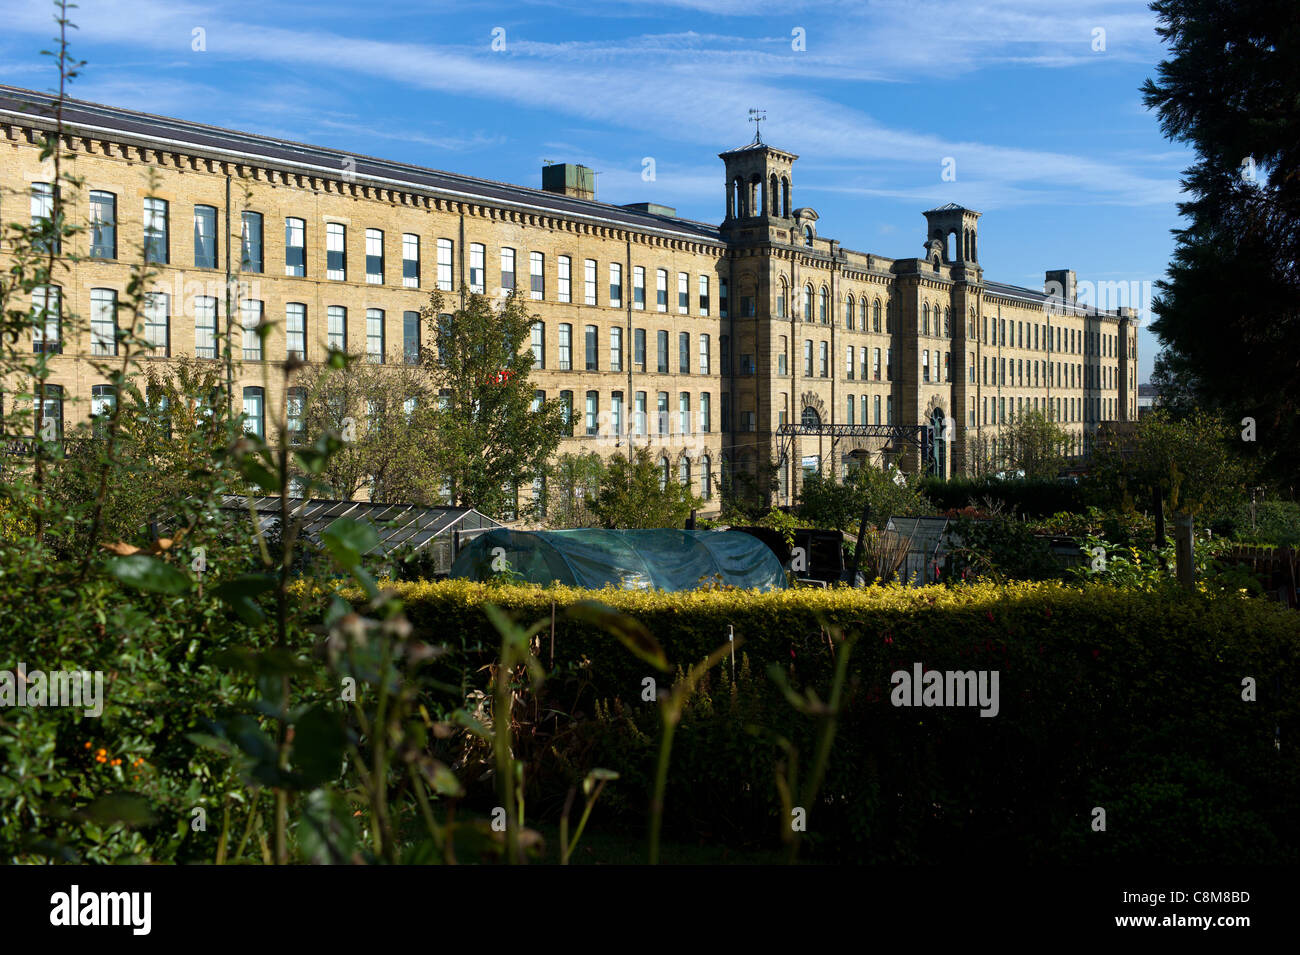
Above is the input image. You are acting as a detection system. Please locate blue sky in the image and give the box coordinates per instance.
[0,0,1186,383]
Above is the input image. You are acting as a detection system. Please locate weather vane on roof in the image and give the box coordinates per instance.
[748,108,766,144]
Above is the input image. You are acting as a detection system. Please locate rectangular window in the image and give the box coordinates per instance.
[242,387,265,438]
[609,262,623,308]
[31,182,58,254]
[195,296,218,359]
[720,278,729,319]
[194,205,217,269]
[635,392,647,436]
[286,303,306,360]
[328,306,347,352]
[285,217,306,276]
[327,223,346,280]
[585,391,599,436]
[470,243,485,293]
[403,233,420,288]
[531,321,545,370]
[777,336,788,376]
[679,332,690,374]
[803,340,813,377]
[143,291,169,354]
[699,335,710,375]
[656,269,668,312]
[887,395,894,425]
[874,395,881,425]
[241,299,264,361]
[585,325,599,371]
[700,393,711,433]
[634,329,646,372]
[633,267,646,309]
[922,351,930,383]
[657,392,669,435]
[610,326,623,372]
[143,197,169,264]
[720,392,730,432]
[698,275,710,316]
[887,347,894,381]
[678,272,689,314]
[287,387,306,444]
[611,391,624,436]
[241,211,263,273]
[501,247,516,292]
[89,191,116,259]
[679,392,691,434]
[846,345,855,380]
[558,391,574,437]
[657,330,669,374]
[558,323,572,370]
[404,311,420,364]
[558,255,571,303]
[819,341,829,378]
[584,259,597,306]
[366,228,384,284]
[436,238,453,291]
[531,251,545,300]
[366,308,384,363]
[90,288,117,356]
[846,396,855,425]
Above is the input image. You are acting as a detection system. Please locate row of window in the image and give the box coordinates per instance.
[981,394,1122,425]
[28,285,425,364]
[35,185,729,313]
[982,315,1123,358]
[982,355,1121,391]
[548,389,717,438]
[529,324,715,375]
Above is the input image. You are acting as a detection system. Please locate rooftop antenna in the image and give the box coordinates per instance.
[748,108,767,144]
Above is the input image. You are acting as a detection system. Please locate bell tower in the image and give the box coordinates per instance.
[719,123,798,226]
[922,203,981,266]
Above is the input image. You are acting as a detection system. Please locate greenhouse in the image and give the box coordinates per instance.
[450,528,787,592]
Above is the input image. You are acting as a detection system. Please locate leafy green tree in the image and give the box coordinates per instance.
[590,447,701,529]
[999,409,1070,479]
[421,290,564,517]
[1089,409,1252,517]
[544,451,606,528]
[1140,0,1299,480]
[294,356,434,502]
[797,463,930,532]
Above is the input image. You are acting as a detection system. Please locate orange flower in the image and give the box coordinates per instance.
[84,742,92,750]
[111,759,121,766]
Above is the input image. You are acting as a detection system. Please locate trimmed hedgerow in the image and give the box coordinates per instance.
[386,579,1300,863]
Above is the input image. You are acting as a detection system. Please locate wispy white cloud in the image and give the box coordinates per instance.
[1,0,1179,212]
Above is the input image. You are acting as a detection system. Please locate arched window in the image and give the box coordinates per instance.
[781,177,791,217]
[777,278,788,318]
[873,299,881,332]
[803,284,814,322]
[700,455,712,500]
[944,307,950,337]
[922,303,930,336]
[819,287,828,324]
[659,456,670,490]
[804,226,813,247]
[801,406,821,428]
[845,295,855,330]
[769,173,779,215]
[679,456,691,486]
[859,298,867,329]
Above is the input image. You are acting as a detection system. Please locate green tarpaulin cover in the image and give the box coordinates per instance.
[450,528,787,592]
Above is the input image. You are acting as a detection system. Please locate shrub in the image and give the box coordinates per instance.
[388,578,1300,863]
[921,476,1085,517]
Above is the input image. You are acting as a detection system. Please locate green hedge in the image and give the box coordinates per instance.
[921,476,1087,517]
[391,579,1300,863]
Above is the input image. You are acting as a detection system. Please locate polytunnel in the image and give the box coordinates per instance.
[449,528,788,592]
